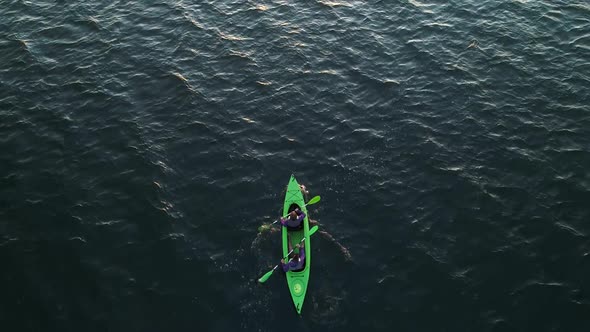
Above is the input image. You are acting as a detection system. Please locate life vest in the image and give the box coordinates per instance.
[284,210,305,228]
[291,256,304,270]
[290,248,306,271]
[285,216,302,228]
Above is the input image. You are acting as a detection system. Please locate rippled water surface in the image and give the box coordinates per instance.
[1,0,590,331]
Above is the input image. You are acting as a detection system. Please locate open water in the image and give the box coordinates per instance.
[1,0,590,331]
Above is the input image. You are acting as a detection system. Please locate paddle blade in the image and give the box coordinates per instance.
[309,225,319,236]
[258,269,275,284]
[297,226,319,245]
[306,195,321,206]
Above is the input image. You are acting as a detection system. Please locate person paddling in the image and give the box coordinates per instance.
[279,208,305,229]
[281,243,306,272]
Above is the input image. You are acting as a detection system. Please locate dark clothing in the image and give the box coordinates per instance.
[281,247,305,272]
[280,209,305,228]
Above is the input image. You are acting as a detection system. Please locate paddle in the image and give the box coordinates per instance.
[258,225,319,284]
[271,195,321,225]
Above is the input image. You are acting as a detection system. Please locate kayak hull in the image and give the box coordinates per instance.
[282,174,310,314]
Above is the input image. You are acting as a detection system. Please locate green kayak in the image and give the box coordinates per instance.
[282,174,311,314]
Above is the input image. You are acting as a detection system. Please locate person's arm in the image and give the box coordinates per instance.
[296,211,306,223]
[299,247,305,261]
[279,217,287,226]
[281,259,290,272]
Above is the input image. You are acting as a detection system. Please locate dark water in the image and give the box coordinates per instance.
[2,0,590,331]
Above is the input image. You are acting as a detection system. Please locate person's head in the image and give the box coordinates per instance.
[289,211,298,220]
[292,253,300,262]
